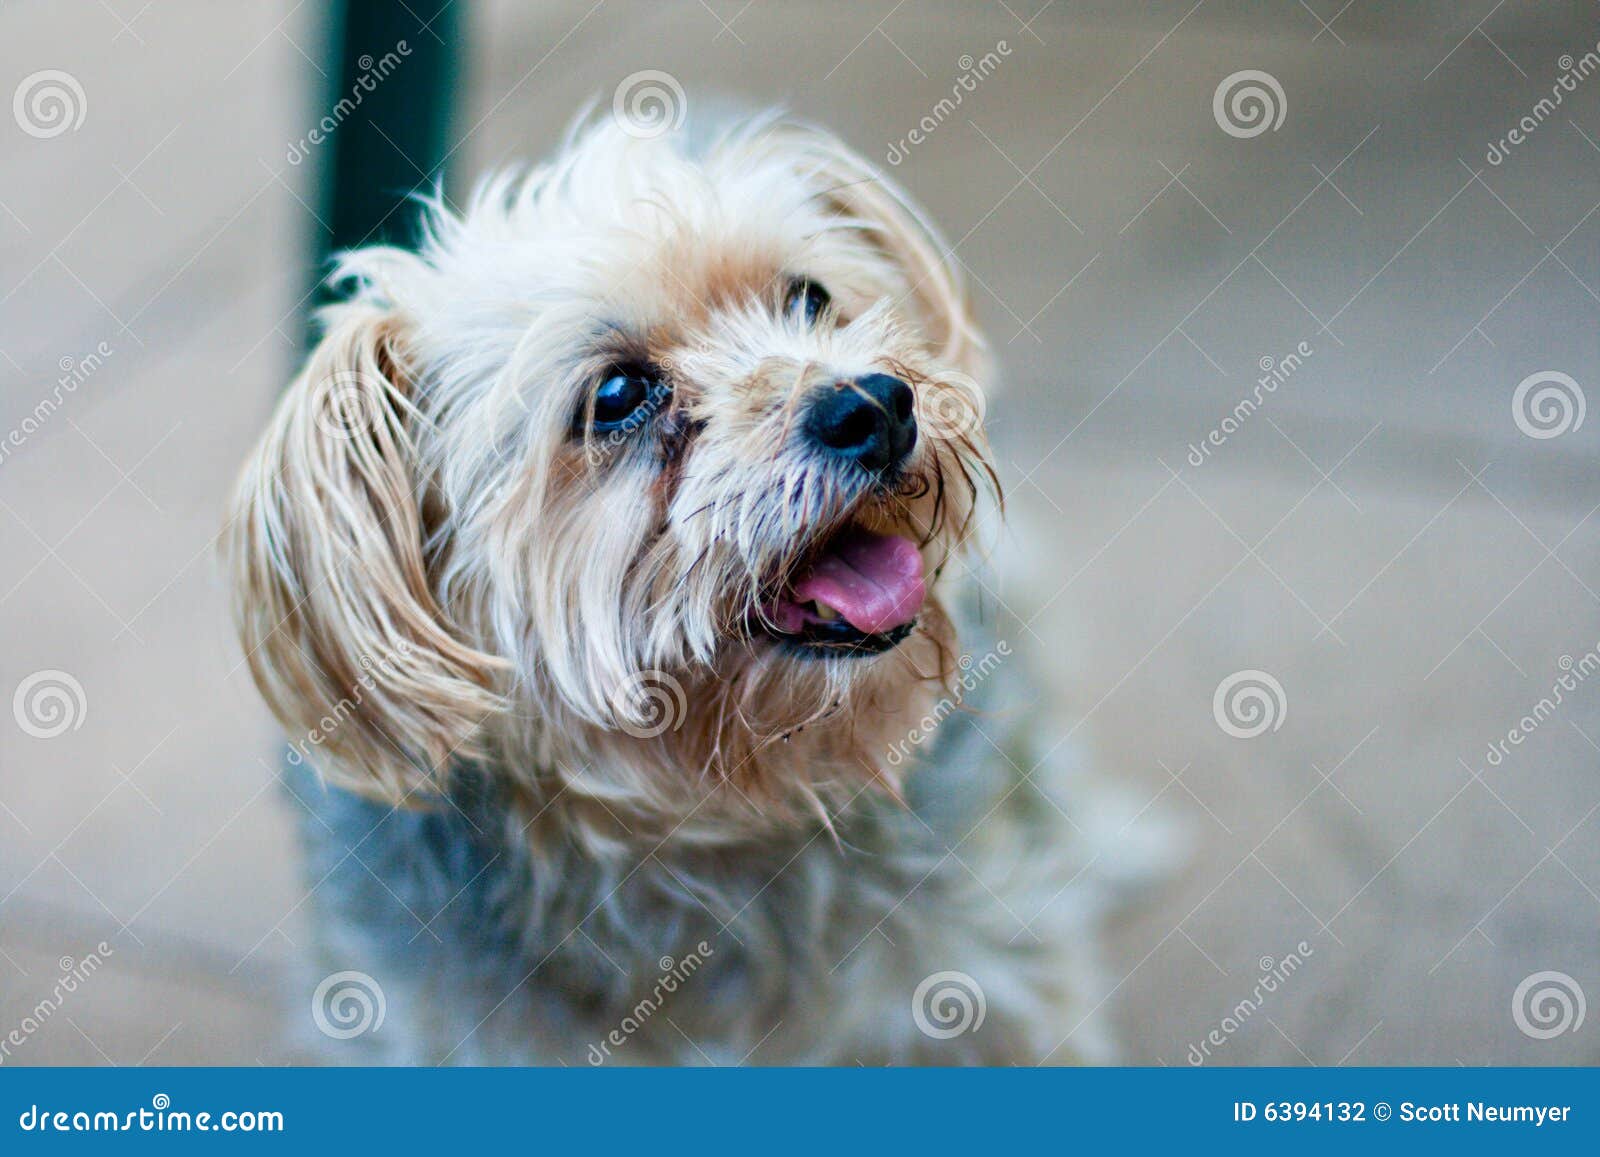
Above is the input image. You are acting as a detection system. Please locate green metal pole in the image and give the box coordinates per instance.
[307,0,463,327]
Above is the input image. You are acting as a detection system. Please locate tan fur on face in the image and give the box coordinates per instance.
[226,116,998,847]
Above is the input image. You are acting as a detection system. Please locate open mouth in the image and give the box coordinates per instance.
[756,526,926,657]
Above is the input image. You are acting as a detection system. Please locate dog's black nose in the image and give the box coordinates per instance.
[803,373,917,474]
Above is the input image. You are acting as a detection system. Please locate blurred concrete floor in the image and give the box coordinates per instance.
[1,1,1597,1064]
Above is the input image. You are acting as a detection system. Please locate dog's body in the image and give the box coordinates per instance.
[290,617,1122,1065]
[231,114,1150,1064]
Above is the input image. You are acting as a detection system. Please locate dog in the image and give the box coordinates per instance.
[226,114,1153,1064]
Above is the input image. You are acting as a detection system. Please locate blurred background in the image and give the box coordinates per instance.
[2,0,1598,1065]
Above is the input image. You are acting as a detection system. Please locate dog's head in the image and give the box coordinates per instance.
[229,117,997,831]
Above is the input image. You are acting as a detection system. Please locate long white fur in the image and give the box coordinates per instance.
[229,115,1147,1065]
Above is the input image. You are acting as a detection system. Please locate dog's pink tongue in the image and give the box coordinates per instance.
[794,530,925,634]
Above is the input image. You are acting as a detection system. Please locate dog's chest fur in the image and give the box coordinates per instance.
[289,653,1123,1066]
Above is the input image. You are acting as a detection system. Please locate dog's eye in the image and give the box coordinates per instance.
[785,279,831,325]
[590,370,662,431]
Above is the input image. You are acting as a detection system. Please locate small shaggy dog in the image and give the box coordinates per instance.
[227,114,1148,1064]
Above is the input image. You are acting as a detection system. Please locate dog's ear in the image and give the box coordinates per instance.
[226,302,506,799]
[760,122,987,378]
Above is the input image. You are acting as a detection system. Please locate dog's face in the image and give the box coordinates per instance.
[230,119,996,832]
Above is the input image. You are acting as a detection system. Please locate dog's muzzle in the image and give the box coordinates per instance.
[756,525,925,657]
[802,373,918,478]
